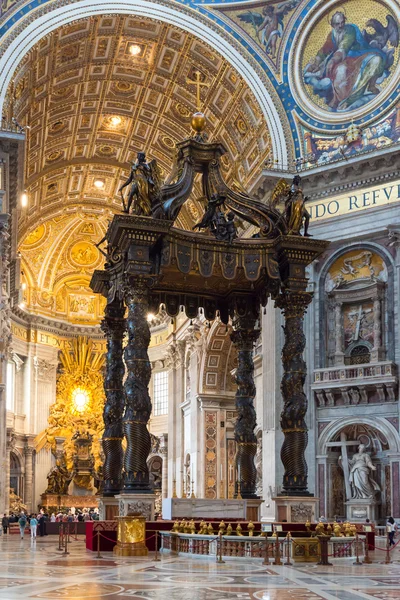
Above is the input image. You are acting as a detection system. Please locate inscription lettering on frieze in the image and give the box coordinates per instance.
[308,180,400,221]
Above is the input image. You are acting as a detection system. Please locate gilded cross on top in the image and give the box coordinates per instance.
[186,70,209,111]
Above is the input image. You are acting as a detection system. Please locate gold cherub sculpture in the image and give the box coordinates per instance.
[247,521,255,537]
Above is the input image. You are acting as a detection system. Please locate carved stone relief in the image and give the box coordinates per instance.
[291,503,313,523]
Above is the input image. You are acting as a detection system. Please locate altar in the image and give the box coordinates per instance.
[162,498,263,521]
[41,493,98,510]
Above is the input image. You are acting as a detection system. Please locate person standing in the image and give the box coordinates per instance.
[30,515,38,539]
[387,517,397,546]
[2,514,9,535]
[18,513,27,539]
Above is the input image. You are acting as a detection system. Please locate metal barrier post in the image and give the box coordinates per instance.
[56,523,63,551]
[62,525,70,556]
[363,535,372,564]
[353,532,361,566]
[216,531,225,564]
[273,534,282,566]
[385,533,391,564]
[154,530,160,561]
[285,532,292,566]
[262,536,269,565]
[96,530,103,559]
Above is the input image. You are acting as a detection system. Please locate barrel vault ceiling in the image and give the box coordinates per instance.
[11,14,272,326]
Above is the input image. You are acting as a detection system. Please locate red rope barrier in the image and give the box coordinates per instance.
[98,531,118,544]
[369,538,400,552]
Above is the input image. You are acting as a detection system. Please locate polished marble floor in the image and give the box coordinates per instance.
[0,534,399,600]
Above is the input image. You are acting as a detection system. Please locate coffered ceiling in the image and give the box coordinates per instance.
[12,14,271,326]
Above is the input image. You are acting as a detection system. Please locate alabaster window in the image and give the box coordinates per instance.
[153,371,168,416]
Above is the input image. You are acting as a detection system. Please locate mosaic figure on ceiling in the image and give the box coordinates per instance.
[238,0,300,58]
[304,9,399,111]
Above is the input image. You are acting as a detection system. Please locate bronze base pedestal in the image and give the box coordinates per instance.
[113,514,148,557]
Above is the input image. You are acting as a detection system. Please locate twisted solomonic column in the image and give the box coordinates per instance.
[101,299,126,496]
[231,299,261,499]
[276,289,313,496]
[122,280,152,492]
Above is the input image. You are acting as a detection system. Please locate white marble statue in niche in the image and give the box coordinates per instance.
[347,444,380,499]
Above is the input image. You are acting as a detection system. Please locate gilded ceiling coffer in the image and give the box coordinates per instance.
[90,113,329,499]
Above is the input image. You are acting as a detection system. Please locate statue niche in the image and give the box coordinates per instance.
[325,423,389,521]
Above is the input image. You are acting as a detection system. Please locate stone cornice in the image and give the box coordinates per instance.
[11,311,104,339]
[260,146,400,201]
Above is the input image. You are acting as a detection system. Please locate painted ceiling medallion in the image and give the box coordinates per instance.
[293,0,400,124]
[70,241,99,266]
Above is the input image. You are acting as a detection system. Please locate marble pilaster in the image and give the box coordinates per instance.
[23,444,34,513]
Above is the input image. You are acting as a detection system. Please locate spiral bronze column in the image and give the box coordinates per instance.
[276,289,313,496]
[230,298,260,499]
[122,279,152,492]
[101,299,126,496]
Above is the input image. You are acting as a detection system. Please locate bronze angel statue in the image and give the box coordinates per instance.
[238,0,300,58]
[119,151,162,215]
[269,176,311,236]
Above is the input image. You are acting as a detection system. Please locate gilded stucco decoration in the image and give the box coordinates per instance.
[11,15,272,325]
[19,215,107,324]
[325,249,388,291]
[44,337,105,486]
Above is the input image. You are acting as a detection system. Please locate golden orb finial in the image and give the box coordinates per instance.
[191,111,206,133]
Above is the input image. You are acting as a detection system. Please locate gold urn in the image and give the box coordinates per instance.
[113,513,148,557]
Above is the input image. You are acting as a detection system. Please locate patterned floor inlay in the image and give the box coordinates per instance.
[0,536,400,600]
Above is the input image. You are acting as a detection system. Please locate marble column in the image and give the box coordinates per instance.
[123,280,152,493]
[276,289,313,496]
[160,434,168,499]
[24,446,34,513]
[230,296,260,499]
[334,302,344,365]
[0,385,6,514]
[371,296,384,362]
[101,298,125,496]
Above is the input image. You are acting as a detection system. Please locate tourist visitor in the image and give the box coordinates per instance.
[18,513,27,539]
[30,514,38,538]
[387,517,397,546]
[2,514,9,534]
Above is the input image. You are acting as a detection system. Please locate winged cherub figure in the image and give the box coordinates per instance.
[238,0,300,58]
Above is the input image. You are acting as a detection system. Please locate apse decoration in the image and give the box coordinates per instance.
[325,249,388,291]
[217,0,301,62]
[44,337,105,494]
[301,0,399,113]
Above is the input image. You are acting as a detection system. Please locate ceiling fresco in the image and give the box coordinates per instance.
[11,14,271,325]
